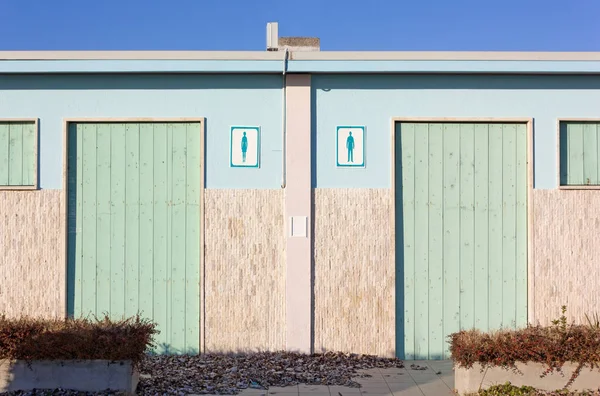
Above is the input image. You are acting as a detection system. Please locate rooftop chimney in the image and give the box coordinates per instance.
[266,22,320,52]
[266,22,279,51]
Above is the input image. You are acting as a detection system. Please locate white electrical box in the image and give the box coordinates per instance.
[290,216,307,238]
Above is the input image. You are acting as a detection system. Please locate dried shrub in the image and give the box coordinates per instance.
[449,307,600,388]
[0,314,158,368]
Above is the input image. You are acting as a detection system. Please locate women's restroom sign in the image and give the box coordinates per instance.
[230,126,260,168]
[336,126,365,167]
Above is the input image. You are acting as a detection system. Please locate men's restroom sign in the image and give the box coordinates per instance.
[230,126,260,168]
[336,126,365,167]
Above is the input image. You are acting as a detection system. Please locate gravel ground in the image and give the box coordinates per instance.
[0,351,405,396]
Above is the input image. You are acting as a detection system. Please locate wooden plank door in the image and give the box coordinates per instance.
[67,122,202,353]
[395,122,527,360]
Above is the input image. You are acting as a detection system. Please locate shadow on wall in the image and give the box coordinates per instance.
[5,72,600,91]
[310,83,318,188]
[66,124,77,318]
[0,74,283,90]
[312,74,600,91]
[395,128,405,360]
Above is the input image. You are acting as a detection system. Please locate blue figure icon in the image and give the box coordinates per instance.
[241,131,248,163]
[346,131,355,162]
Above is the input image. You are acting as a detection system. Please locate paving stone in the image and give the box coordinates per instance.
[383,374,414,383]
[356,377,388,384]
[387,382,420,391]
[359,384,393,395]
[387,382,424,394]
[328,385,361,394]
[298,384,330,392]
[269,385,300,394]
[414,381,452,396]
[298,393,330,396]
[392,388,424,396]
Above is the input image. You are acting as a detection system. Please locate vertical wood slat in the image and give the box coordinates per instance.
[442,123,460,359]
[413,123,429,359]
[110,124,126,318]
[559,123,569,185]
[459,124,475,332]
[166,124,173,348]
[427,124,444,359]
[473,124,490,331]
[582,124,598,185]
[95,124,112,316]
[170,123,188,352]
[152,123,169,351]
[8,123,23,185]
[515,124,528,327]
[139,123,154,318]
[0,124,9,184]
[399,123,415,360]
[21,123,36,186]
[502,124,517,329]
[81,124,98,314]
[487,124,503,330]
[567,123,584,185]
[124,123,140,319]
[186,123,201,353]
[138,123,155,323]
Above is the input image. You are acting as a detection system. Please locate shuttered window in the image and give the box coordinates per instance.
[0,120,38,189]
[560,121,600,187]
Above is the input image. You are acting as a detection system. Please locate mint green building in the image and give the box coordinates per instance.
[1,26,599,359]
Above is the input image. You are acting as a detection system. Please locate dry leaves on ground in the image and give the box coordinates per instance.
[138,351,405,395]
[1,351,404,396]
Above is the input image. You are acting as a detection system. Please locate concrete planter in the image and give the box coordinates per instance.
[455,362,600,395]
[0,360,139,394]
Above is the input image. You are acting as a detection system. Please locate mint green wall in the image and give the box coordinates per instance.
[0,74,283,189]
[312,74,600,189]
[560,121,600,186]
[67,122,201,353]
[396,122,528,360]
[0,121,36,186]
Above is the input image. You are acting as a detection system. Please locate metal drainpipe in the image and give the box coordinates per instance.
[281,48,289,189]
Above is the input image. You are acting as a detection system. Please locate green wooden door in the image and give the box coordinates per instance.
[67,122,202,354]
[395,122,527,360]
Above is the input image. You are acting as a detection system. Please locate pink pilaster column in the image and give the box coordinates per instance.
[285,74,312,353]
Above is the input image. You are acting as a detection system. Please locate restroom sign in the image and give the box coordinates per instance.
[336,126,365,167]
[230,126,260,168]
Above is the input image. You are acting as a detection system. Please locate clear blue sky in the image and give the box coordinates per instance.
[1,0,599,51]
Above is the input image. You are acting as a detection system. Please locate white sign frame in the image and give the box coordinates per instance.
[336,125,365,168]
[230,126,260,168]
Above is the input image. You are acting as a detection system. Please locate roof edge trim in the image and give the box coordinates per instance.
[1,50,600,61]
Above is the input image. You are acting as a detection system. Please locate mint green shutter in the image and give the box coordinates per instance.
[0,121,37,187]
